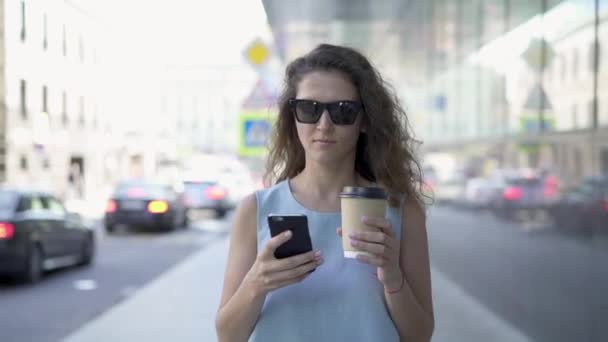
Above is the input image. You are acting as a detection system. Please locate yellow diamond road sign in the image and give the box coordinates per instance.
[245,40,270,67]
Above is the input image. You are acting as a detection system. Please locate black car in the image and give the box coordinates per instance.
[0,188,95,283]
[182,180,232,218]
[548,175,608,232]
[104,180,188,233]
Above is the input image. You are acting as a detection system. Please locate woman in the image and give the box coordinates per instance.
[216,44,434,342]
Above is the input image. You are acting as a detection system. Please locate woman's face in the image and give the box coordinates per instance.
[294,70,364,165]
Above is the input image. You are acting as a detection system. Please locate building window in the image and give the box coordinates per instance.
[572,49,579,81]
[589,41,601,73]
[42,85,48,113]
[560,55,567,82]
[20,80,27,119]
[62,91,68,126]
[42,159,50,169]
[20,0,26,42]
[43,13,48,50]
[78,96,85,127]
[20,156,28,171]
[79,35,85,63]
[62,25,67,57]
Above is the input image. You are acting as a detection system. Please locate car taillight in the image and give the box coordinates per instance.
[106,200,117,213]
[206,186,227,200]
[0,222,15,240]
[148,200,169,214]
[503,187,523,201]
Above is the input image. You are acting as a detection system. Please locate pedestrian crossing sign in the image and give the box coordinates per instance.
[239,111,273,157]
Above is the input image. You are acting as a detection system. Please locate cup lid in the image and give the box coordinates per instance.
[339,186,387,199]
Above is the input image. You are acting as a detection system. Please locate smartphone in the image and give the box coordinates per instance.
[267,214,314,260]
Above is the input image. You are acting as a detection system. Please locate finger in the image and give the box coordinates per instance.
[271,249,321,272]
[361,216,394,236]
[350,239,390,255]
[349,231,388,244]
[337,227,342,237]
[272,259,322,283]
[356,253,389,267]
[262,230,292,258]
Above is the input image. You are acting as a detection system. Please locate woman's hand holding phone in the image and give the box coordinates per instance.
[243,230,323,296]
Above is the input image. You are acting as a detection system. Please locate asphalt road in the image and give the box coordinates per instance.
[0,216,230,342]
[427,205,608,342]
[2,206,606,342]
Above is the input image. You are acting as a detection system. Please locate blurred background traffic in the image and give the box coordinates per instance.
[0,0,607,342]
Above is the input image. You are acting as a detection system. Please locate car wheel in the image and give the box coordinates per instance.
[105,224,115,234]
[182,212,190,229]
[79,237,94,266]
[20,244,43,284]
[216,209,227,219]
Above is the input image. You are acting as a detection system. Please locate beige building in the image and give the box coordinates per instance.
[0,0,128,201]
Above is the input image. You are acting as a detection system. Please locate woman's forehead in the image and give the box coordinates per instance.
[296,70,358,101]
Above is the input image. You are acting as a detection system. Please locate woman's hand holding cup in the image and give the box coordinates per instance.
[337,216,403,292]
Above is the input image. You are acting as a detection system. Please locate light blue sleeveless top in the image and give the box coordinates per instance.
[250,180,403,342]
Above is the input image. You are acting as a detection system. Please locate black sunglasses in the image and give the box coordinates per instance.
[288,98,363,125]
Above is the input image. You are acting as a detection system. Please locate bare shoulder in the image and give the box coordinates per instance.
[218,192,258,309]
[230,192,258,249]
[400,193,434,318]
[234,192,258,225]
[402,195,427,225]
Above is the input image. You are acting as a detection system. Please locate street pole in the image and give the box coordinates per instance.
[591,0,600,174]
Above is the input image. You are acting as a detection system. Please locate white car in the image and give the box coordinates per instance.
[464,177,493,209]
[434,177,467,205]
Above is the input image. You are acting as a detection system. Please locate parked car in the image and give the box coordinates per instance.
[182,180,233,218]
[463,177,494,209]
[104,180,188,233]
[487,169,551,220]
[548,175,608,232]
[0,188,95,283]
[434,176,467,205]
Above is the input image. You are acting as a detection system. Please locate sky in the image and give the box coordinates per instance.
[92,0,273,67]
[82,0,275,132]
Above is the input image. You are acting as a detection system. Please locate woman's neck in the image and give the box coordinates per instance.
[292,160,361,201]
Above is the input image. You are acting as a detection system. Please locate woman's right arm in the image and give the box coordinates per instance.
[215,193,322,342]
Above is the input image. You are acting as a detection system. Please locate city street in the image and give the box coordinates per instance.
[0,215,230,342]
[1,207,606,342]
[428,205,608,342]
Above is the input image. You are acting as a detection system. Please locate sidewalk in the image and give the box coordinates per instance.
[62,236,532,342]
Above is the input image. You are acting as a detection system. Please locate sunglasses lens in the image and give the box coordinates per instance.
[329,102,360,125]
[294,101,320,123]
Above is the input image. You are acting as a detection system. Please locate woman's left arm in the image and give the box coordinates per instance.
[347,197,434,342]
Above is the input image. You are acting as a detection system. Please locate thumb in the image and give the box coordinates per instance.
[337,227,342,237]
[263,230,292,258]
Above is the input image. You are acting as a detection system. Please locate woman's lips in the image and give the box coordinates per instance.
[313,139,336,144]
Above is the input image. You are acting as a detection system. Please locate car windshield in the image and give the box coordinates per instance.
[183,181,215,192]
[508,178,542,186]
[0,191,17,211]
[114,183,169,198]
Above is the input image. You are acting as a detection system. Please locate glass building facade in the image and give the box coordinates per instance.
[261,2,607,341]
[263,0,608,185]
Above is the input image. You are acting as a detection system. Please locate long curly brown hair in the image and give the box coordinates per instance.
[265,44,426,207]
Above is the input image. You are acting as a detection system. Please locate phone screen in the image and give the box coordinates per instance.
[267,214,314,259]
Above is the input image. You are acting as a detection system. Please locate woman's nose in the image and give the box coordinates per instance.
[316,110,334,129]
